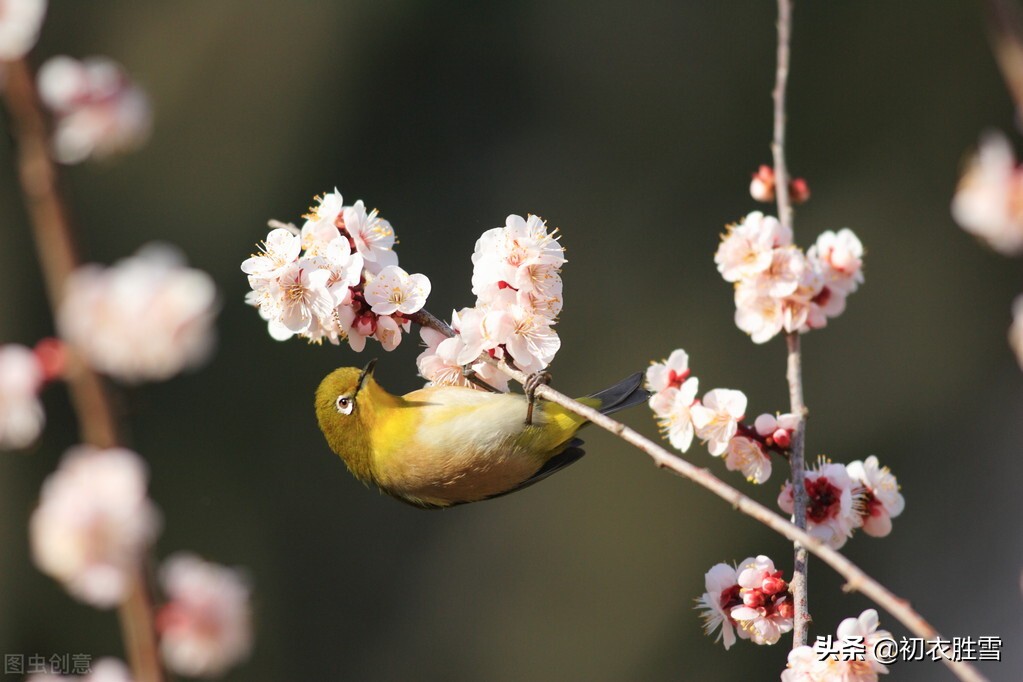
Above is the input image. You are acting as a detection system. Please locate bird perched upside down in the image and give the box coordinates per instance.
[315,360,648,509]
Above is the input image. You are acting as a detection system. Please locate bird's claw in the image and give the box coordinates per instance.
[524,370,552,425]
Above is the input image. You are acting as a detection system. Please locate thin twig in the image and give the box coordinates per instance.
[411,310,987,682]
[3,58,165,682]
[771,0,811,647]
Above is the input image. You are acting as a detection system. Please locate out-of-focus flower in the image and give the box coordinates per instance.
[778,460,861,549]
[781,609,892,681]
[0,343,45,449]
[846,456,904,538]
[695,561,743,650]
[723,435,771,484]
[691,388,747,456]
[0,0,46,61]
[729,555,793,645]
[952,132,1023,255]
[749,166,810,205]
[157,553,253,678]
[58,245,218,383]
[28,657,134,682]
[645,348,691,395]
[1010,294,1023,370]
[37,55,151,164]
[30,446,161,607]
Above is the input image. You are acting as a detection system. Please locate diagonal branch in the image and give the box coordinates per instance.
[408,310,988,682]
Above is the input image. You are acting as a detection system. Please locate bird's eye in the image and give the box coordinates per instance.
[336,395,354,415]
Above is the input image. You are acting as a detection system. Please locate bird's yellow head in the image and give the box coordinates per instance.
[314,359,396,485]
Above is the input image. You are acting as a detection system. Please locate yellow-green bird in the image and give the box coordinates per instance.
[315,360,648,509]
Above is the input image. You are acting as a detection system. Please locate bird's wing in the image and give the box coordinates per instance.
[444,438,587,507]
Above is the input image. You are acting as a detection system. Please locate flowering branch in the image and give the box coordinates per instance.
[2,57,165,682]
[408,310,987,682]
[770,0,811,647]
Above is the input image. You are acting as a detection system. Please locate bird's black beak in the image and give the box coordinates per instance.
[356,358,378,396]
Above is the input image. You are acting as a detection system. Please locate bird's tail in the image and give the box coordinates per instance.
[586,372,649,415]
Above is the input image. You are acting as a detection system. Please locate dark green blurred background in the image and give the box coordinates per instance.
[1,1,1020,680]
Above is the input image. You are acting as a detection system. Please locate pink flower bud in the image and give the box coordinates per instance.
[762,575,787,595]
[33,338,66,383]
[750,165,776,202]
[772,428,791,449]
[743,589,765,608]
[776,601,794,619]
[788,178,810,204]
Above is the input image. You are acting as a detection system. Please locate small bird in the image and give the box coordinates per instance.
[315,360,648,509]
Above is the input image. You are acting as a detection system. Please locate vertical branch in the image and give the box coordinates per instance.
[2,58,165,682]
[771,0,811,646]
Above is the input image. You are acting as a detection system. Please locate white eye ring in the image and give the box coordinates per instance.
[336,395,354,415]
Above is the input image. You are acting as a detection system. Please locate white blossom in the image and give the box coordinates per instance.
[158,553,253,678]
[0,343,45,449]
[30,446,161,607]
[37,56,151,164]
[952,131,1023,255]
[0,0,46,60]
[59,245,218,383]
[846,456,904,538]
[778,461,861,549]
[691,388,747,456]
[363,265,431,316]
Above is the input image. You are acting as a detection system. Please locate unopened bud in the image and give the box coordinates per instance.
[788,178,810,204]
[750,165,776,203]
[772,428,791,449]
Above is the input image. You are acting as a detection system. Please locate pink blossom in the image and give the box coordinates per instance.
[60,245,218,383]
[846,456,904,538]
[729,555,793,645]
[157,553,253,678]
[37,56,151,164]
[0,0,46,60]
[952,132,1023,255]
[0,343,45,449]
[724,435,772,484]
[1010,295,1023,370]
[715,212,790,283]
[695,562,743,650]
[30,446,161,607]
[691,388,747,456]
[778,461,861,549]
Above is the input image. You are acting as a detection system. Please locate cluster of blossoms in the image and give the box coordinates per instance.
[244,190,431,352]
[30,446,253,677]
[697,555,794,649]
[416,214,565,392]
[715,211,864,343]
[0,0,46,61]
[951,133,1023,368]
[646,348,795,483]
[782,609,892,681]
[58,245,218,384]
[0,340,62,449]
[778,456,905,550]
[37,55,152,165]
